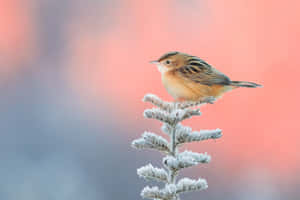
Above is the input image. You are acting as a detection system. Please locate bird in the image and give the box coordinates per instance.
[150,51,262,101]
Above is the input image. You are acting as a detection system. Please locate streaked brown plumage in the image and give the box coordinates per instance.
[150,51,262,101]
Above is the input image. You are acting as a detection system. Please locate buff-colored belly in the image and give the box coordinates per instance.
[162,73,232,101]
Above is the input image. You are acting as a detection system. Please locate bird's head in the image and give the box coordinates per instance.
[150,51,189,74]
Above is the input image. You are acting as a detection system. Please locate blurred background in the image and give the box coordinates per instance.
[1,0,300,199]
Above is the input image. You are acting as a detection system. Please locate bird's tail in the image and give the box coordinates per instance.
[230,81,262,88]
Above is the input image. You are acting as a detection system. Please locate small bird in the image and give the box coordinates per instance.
[150,51,262,101]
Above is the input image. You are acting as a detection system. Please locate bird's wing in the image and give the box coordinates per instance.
[175,60,231,86]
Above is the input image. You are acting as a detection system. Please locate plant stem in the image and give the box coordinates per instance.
[171,124,176,157]
[169,123,180,200]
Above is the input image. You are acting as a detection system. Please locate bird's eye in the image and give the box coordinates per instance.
[165,60,171,65]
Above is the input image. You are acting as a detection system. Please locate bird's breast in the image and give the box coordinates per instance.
[162,72,198,100]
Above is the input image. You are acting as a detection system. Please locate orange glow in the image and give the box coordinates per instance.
[0,0,35,80]
[66,0,300,174]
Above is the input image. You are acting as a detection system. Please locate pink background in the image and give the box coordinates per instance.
[1,0,299,199]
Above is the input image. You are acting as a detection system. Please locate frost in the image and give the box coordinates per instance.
[178,151,211,164]
[176,124,222,145]
[143,94,216,112]
[163,156,198,171]
[137,164,168,183]
[132,94,222,200]
[176,178,208,193]
[141,185,177,200]
[132,132,170,153]
[144,108,201,125]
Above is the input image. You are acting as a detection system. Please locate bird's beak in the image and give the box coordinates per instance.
[149,60,159,65]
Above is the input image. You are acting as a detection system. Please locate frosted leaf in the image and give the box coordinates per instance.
[170,109,201,124]
[144,108,201,125]
[176,178,208,193]
[174,96,216,109]
[132,132,170,153]
[141,184,176,200]
[143,94,215,113]
[137,164,168,183]
[175,123,192,144]
[161,123,172,135]
[176,125,222,145]
[143,94,174,112]
[163,156,198,171]
[144,108,176,124]
[178,151,211,164]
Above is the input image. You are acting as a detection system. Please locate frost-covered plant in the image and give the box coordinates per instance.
[132,94,222,200]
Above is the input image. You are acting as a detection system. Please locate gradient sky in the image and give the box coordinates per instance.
[1,0,300,199]
[66,0,300,172]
